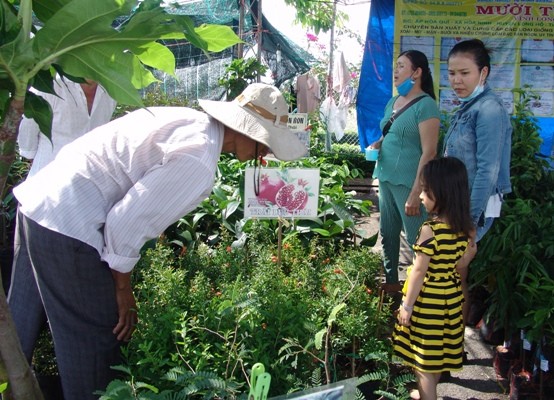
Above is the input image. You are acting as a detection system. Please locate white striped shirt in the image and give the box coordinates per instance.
[14,107,224,273]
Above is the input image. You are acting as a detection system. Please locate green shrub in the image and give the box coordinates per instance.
[163,154,374,257]
[119,235,388,398]
[471,88,554,346]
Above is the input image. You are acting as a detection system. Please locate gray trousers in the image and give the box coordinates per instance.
[8,211,122,400]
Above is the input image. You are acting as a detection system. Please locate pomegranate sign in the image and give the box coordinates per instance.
[244,168,320,219]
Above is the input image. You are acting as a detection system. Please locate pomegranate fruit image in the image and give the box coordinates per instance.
[257,173,286,206]
[275,178,309,211]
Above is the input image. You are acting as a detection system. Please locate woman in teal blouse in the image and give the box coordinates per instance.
[370,50,440,293]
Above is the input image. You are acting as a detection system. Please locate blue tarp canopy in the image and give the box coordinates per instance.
[355,0,394,151]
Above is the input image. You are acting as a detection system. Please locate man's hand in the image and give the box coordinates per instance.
[111,271,138,342]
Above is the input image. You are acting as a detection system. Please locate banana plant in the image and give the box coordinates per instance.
[0,0,240,397]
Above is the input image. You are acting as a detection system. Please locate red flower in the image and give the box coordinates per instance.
[306,33,318,42]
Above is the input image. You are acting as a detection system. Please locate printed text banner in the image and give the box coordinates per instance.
[395,1,554,39]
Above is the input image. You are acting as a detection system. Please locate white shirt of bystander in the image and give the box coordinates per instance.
[17,77,117,176]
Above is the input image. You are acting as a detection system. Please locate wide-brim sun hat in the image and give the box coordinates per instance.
[198,83,307,161]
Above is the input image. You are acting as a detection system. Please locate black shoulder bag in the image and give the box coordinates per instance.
[382,95,426,137]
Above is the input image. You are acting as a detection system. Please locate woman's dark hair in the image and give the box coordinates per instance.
[447,39,491,78]
[421,157,473,237]
[399,50,436,100]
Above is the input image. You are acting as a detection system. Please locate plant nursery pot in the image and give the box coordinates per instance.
[36,374,64,400]
[508,364,538,400]
[493,345,515,381]
[467,285,489,327]
[477,317,504,346]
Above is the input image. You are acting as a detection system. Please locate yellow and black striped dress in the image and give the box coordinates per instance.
[393,220,468,373]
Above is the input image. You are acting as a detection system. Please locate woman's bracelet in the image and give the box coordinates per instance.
[401,302,414,312]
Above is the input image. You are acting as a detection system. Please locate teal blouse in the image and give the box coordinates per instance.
[373,94,440,187]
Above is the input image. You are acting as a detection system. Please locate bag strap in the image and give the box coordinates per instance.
[382,95,426,137]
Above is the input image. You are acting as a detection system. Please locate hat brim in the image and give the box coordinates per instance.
[199,99,307,161]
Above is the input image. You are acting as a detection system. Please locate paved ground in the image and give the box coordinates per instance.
[352,183,510,400]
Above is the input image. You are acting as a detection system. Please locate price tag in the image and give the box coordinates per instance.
[540,356,549,372]
[523,338,531,350]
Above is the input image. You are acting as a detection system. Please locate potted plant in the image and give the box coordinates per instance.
[470,88,554,395]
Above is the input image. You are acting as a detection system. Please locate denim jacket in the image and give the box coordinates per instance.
[443,85,512,226]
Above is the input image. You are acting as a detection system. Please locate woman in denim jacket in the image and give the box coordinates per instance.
[443,39,512,322]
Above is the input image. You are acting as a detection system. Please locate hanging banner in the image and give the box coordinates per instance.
[244,168,320,219]
[394,0,554,156]
[395,2,554,38]
[393,0,554,117]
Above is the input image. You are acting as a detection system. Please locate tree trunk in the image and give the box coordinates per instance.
[0,99,22,197]
[0,99,44,399]
[0,277,44,399]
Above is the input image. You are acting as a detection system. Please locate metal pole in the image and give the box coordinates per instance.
[256,0,262,82]
[325,0,338,152]
[326,0,337,99]
[237,0,244,58]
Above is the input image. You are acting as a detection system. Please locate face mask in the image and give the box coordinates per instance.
[458,71,485,103]
[397,74,415,96]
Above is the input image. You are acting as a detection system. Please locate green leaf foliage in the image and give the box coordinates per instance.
[123,231,387,397]
[328,303,346,326]
[22,91,53,139]
[31,0,73,22]
[30,68,59,95]
[283,0,348,34]
[0,0,241,112]
[219,58,268,99]
[31,0,183,106]
[195,24,244,52]
[0,1,20,45]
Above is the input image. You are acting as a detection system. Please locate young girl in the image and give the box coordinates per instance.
[393,157,476,400]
